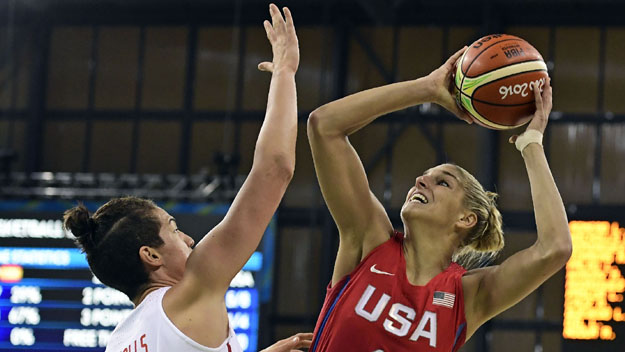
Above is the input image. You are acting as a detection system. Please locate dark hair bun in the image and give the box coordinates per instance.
[63,204,97,251]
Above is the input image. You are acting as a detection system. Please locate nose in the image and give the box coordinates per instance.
[415,175,430,189]
[184,234,195,248]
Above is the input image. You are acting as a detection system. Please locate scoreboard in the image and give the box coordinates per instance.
[0,246,133,350]
[0,201,274,352]
[563,221,625,352]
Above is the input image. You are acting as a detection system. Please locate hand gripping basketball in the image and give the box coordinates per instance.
[428,46,473,124]
[509,77,552,152]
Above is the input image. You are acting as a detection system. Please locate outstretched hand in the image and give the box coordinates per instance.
[509,78,553,144]
[260,332,313,352]
[258,4,299,74]
[427,46,473,124]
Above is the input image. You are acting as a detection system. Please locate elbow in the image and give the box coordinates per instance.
[270,154,295,183]
[307,109,323,137]
[252,146,294,184]
[551,242,572,268]
[283,163,295,182]
[251,157,294,185]
[560,239,573,263]
[307,107,335,138]
[540,233,573,268]
[557,229,573,264]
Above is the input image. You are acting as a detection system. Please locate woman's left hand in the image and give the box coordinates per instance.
[258,4,299,75]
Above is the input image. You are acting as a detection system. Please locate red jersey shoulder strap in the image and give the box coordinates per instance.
[358,231,403,266]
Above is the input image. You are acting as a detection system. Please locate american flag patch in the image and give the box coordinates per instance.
[432,291,455,308]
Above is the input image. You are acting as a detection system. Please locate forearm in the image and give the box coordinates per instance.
[310,76,435,137]
[188,71,297,289]
[254,70,297,173]
[523,144,572,258]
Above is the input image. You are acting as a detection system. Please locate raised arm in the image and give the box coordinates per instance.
[463,80,573,338]
[308,48,470,284]
[183,4,299,293]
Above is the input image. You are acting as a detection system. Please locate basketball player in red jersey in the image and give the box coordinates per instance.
[307,47,571,351]
[64,4,311,352]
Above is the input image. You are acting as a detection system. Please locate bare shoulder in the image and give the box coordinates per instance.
[461,267,487,306]
[462,266,490,282]
[163,266,227,308]
[461,265,496,339]
[162,281,229,347]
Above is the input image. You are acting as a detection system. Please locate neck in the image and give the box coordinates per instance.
[403,223,460,286]
[132,277,178,306]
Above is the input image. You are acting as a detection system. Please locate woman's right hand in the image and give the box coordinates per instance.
[509,78,553,145]
[426,46,473,124]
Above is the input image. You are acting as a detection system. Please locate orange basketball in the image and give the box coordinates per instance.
[454,34,548,130]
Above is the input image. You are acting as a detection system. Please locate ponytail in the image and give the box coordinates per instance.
[451,166,505,269]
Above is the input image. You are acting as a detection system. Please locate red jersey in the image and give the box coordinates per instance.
[311,232,467,352]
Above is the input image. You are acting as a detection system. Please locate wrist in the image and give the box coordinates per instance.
[521,142,544,157]
[414,76,438,103]
[272,66,297,77]
[516,129,544,156]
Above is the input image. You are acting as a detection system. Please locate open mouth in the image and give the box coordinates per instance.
[409,193,428,204]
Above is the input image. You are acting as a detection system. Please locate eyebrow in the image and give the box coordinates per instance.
[424,169,460,183]
[168,217,177,225]
[441,170,460,182]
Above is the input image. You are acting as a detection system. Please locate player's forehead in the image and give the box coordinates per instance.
[154,207,175,226]
[423,164,460,179]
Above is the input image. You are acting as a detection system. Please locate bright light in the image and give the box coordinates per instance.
[563,221,625,340]
[0,264,24,282]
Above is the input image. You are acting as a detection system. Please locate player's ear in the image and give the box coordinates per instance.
[139,246,162,269]
[457,211,477,230]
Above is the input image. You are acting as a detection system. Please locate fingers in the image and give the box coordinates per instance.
[524,76,552,134]
[533,80,544,110]
[266,4,296,43]
[509,135,518,144]
[283,6,295,34]
[292,333,313,348]
[454,106,473,124]
[281,333,313,349]
[258,62,274,72]
[263,20,275,43]
[455,103,474,124]
[447,46,468,67]
[269,3,286,34]
[532,81,545,123]
[262,332,313,352]
[543,77,553,111]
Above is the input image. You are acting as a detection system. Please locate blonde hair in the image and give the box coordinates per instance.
[450,164,504,269]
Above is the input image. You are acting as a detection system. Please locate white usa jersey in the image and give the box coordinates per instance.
[105,287,243,352]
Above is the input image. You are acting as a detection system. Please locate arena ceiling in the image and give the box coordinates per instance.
[3,0,625,26]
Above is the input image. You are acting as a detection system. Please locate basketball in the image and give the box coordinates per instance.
[453,34,548,130]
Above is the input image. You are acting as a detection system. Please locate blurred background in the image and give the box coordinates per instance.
[1,0,624,351]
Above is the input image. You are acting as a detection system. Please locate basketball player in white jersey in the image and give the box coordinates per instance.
[64,4,312,351]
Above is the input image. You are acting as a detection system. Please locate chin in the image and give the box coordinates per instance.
[401,203,429,220]
[400,204,424,222]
